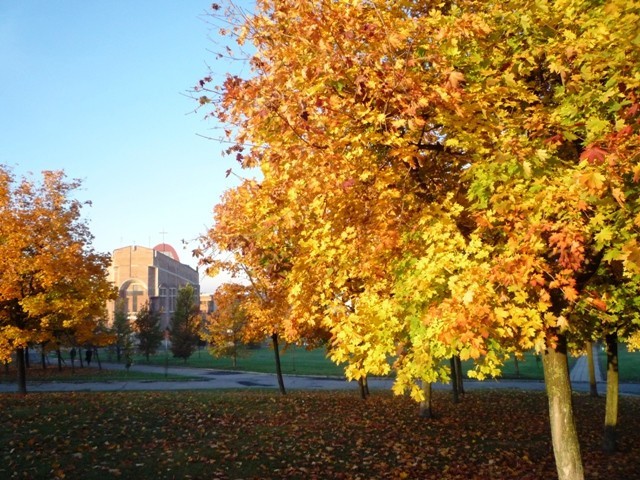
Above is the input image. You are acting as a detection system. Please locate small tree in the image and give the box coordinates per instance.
[134,302,163,361]
[170,284,200,362]
[204,283,251,368]
[112,298,131,363]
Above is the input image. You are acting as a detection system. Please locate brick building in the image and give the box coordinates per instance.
[107,244,200,329]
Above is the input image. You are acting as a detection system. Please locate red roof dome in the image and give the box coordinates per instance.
[153,243,180,262]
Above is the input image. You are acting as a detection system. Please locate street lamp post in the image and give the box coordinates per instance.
[164,328,170,378]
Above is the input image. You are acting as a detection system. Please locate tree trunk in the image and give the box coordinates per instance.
[603,334,619,453]
[586,341,598,398]
[56,348,63,371]
[94,349,102,370]
[455,356,465,395]
[271,333,286,395]
[419,381,433,419]
[358,376,370,399]
[78,348,84,368]
[24,346,30,369]
[514,356,520,377]
[542,334,584,480]
[40,344,47,370]
[16,347,27,395]
[450,356,460,403]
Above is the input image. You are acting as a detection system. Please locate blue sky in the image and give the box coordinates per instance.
[1,1,253,292]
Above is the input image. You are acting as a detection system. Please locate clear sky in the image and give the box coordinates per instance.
[1,1,252,293]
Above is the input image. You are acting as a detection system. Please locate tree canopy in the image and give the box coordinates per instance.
[196,1,640,478]
[0,167,116,393]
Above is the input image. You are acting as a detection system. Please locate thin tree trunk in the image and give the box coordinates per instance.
[16,347,27,395]
[40,344,46,370]
[450,356,460,403]
[455,355,465,395]
[603,334,619,453]
[94,348,102,370]
[24,346,30,369]
[542,334,584,480]
[514,356,520,377]
[419,381,433,419]
[56,348,63,371]
[271,333,286,395]
[586,341,598,398]
[78,348,84,368]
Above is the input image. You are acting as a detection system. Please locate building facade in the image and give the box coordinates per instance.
[107,244,200,330]
[200,293,216,318]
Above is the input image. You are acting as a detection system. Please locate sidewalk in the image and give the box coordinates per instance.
[569,343,604,384]
[1,361,639,396]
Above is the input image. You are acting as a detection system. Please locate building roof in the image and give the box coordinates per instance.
[153,243,180,262]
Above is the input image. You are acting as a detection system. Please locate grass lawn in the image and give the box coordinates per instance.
[1,389,639,479]
[110,344,348,377]
[598,342,640,382]
[9,341,638,386]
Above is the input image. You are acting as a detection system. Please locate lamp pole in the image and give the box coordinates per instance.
[164,327,170,378]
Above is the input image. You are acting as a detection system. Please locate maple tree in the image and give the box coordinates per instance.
[197,1,640,478]
[197,178,330,394]
[0,167,116,394]
[203,283,252,368]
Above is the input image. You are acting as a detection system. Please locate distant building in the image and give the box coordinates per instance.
[107,244,200,330]
[200,293,216,318]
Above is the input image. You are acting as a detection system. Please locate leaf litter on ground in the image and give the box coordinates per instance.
[1,389,639,479]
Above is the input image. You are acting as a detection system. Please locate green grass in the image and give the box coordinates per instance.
[484,350,546,380]
[107,344,348,377]
[2,389,639,479]
[463,345,640,383]
[31,341,640,383]
[113,342,640,382]
[598,342,640,382]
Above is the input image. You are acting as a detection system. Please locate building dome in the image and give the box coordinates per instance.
[153,243,179,262]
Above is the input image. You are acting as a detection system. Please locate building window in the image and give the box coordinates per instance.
[169,288,177,313]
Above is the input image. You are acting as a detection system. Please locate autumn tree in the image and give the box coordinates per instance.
[134,302,163,361]
[197,2,640,478]
[170,284,200,362]
[203,283,251,368]
[197,179,329,394]
[0,167,116,394]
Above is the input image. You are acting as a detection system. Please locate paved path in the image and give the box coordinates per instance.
[1,360,638,396]
[570,343,604,383]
